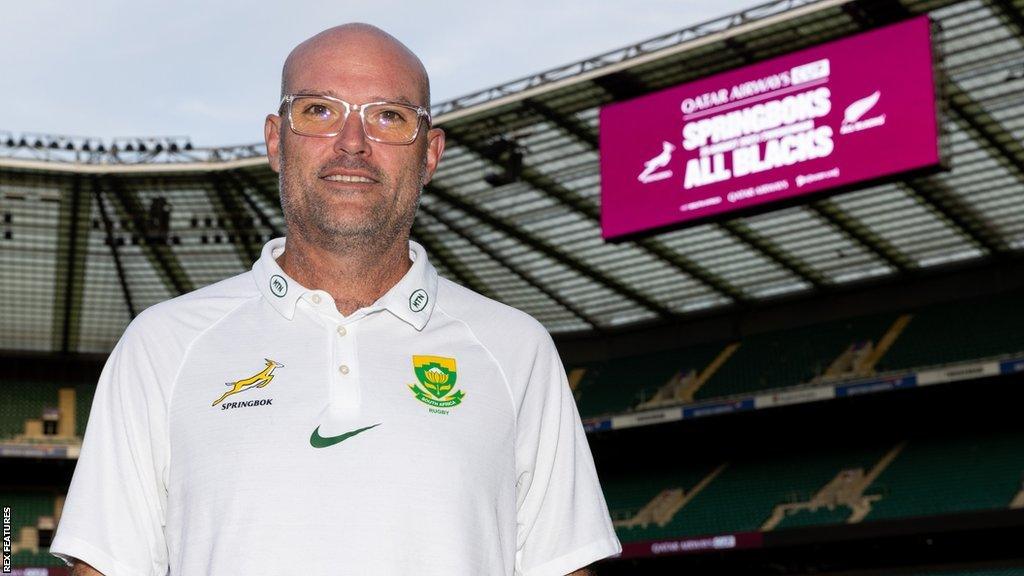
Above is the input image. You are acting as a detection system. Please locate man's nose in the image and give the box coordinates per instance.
[333,110,370,155]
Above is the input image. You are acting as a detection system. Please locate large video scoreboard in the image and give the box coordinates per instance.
[600,16,942,240]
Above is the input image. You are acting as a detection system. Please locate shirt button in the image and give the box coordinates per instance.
[311,294,322,305]
[336,326,347,337]
[338,364,350,375]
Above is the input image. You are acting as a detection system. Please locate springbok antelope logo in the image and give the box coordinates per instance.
[212,358,284,406]
[637,141,676,184]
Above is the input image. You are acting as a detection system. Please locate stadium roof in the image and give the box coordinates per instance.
[2,0,1023,354]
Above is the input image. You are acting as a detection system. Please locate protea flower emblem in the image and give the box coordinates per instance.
[410,355,465,409]
[425,366,449,384]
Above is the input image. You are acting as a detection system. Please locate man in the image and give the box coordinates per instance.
[50,23,621,576]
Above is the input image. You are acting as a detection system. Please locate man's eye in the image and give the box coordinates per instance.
[302,104,334,119]
[376,108,410,125]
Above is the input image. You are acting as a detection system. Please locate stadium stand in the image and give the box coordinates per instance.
[4,491,64,567]
[602,428,1024,544]
[654,444,889,538]
[0,380,60,439]
[0,380,81,442]
[573,342,722,417]
[571,289,1024,419]
[867,430,1024,522]
[694,312,897,400]
[877,289,1024,372]
[605,463,726,530]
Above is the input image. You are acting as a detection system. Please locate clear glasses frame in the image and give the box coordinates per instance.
[279,94,432,145]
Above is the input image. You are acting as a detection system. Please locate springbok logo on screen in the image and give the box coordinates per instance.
[840,91,886,135]
[637,141,676,184]
[212,358,283,407]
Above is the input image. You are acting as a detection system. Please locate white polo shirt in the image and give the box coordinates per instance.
[51,237,620,576]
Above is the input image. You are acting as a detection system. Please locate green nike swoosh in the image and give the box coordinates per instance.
[309,423,381,449]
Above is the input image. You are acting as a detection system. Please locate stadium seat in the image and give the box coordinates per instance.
[602,462,724,543]
[601,443,897,542]
[866,430,1024,521]
[3,492,63,567]
[695,313,896,400]
[877,289,1024,371]
[0,378,91,442]
[666,444,890,537]
[573,343,721,418]
[0,380,62,439]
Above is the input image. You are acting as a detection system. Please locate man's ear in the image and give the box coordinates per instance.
[265,114,282,173]
[421,127,446,185]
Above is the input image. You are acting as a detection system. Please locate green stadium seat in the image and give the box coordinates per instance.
[573,343,721,418]
[10,550,64,568]
[696,313,895,401]
[0,380,62,439]
[665,445,887,537]
[0,377,95,440]
[3,492,62,567]
[866,430,1024,521]
[573,289,1024,420]
[600,444,894,542]
[4,492,54,532]
[601,462,723,543]
[877,289,1024,372]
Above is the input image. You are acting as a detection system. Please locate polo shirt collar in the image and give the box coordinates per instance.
[377,239,438,331]
[253,237,306,320]
[252,237,438,330]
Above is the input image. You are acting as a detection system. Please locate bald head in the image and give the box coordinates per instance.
[281,23,430,107]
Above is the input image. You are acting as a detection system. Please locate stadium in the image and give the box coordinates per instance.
[3,0,1024,573]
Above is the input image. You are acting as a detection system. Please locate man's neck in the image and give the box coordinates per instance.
[277,233,412,316]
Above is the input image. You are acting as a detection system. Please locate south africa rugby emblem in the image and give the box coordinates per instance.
[409,355,465,410]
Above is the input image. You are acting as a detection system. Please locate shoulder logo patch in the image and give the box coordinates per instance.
[409,355,465,413]
[213,358,283,407]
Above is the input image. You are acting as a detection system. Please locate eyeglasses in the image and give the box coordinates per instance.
[279,94,431,145]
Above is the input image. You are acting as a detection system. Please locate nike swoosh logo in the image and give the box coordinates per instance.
[309,423,381,449]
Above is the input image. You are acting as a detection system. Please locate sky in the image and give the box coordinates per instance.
[1,0,763,147]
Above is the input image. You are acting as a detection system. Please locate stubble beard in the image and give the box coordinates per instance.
[278,143,427,255]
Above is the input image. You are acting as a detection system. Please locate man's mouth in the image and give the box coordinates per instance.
[322,174,376,183]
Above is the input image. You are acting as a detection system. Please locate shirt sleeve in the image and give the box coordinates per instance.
[50,318,171,576]
[514,333,621,576]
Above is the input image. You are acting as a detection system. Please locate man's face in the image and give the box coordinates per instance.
[264,37,444,249]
